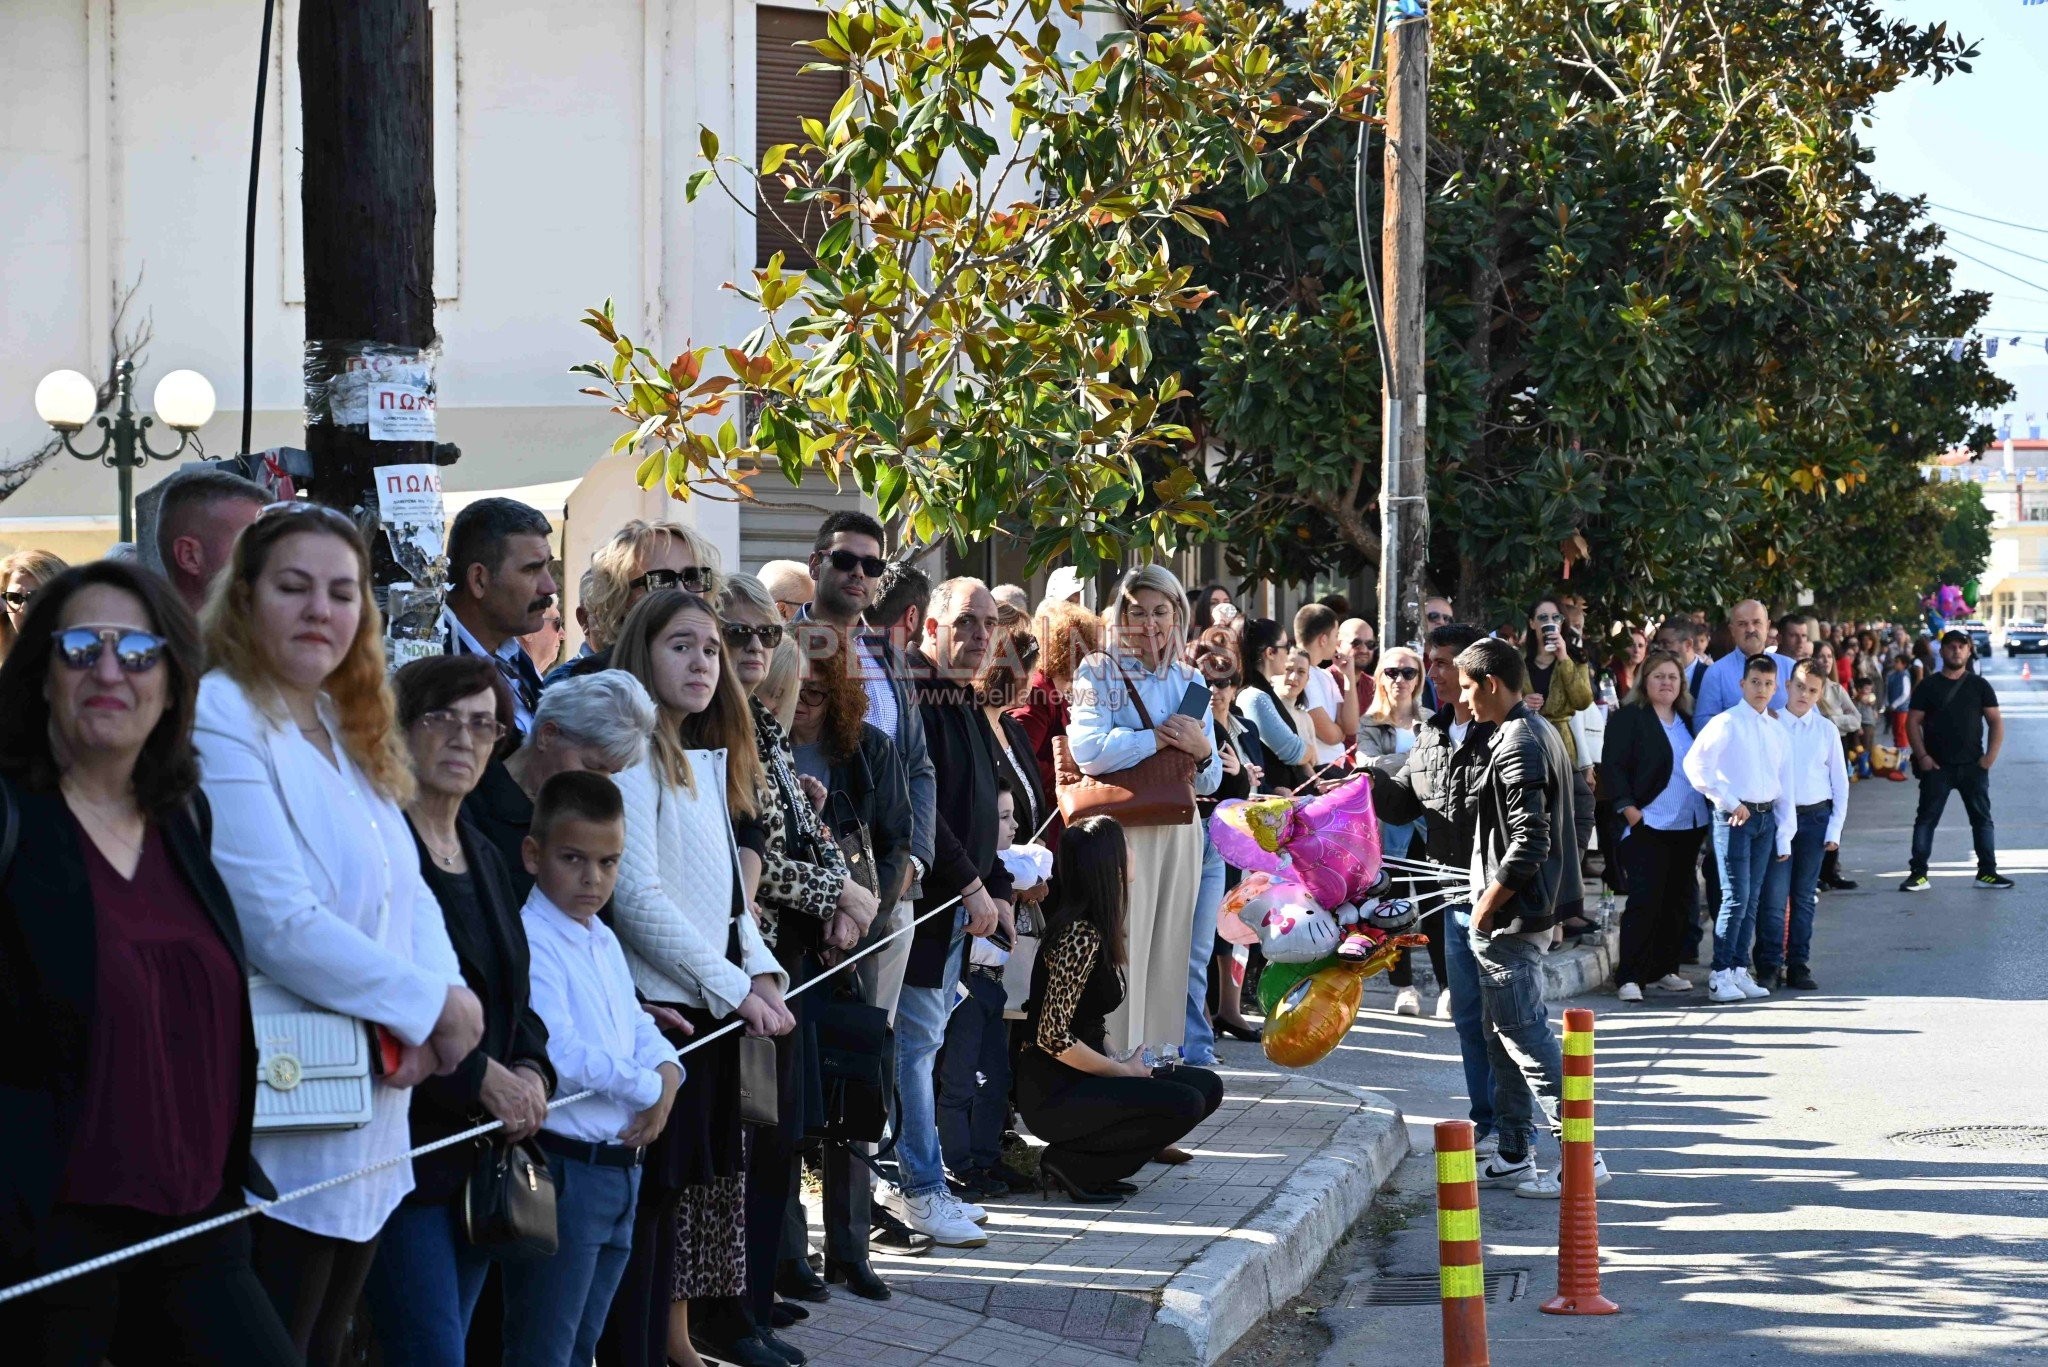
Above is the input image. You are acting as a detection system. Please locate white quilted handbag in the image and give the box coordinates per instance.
[249,974,376,1134]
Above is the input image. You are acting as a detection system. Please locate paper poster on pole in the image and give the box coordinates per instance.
[368,383,437,441]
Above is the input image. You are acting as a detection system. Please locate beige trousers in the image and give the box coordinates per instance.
[1105,819,1205,1056]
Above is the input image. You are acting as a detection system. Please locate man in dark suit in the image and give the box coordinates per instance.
[441,498,556,736]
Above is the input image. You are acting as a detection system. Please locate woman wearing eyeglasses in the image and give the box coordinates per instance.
[193,503,482,1367]
[0,549,67,661]
[360,656,562,1365]
[1357,647,1443,1017]
[710,575,874,1358]
[545,519,723,688]
[0,562,299,1364]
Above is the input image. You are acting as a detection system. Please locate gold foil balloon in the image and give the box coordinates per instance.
[1263,964,1364,1069]
[1260,934,1428,1068]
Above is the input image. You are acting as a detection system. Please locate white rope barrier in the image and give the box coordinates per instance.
[0,808,1057,1306]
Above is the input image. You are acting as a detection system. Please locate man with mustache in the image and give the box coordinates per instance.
[441,496,557,736]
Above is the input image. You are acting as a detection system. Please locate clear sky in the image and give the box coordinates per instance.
[1867,0,2048,434]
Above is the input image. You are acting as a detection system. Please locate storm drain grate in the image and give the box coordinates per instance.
[1353,1269,1528,1306]
[1889,1125,2048,1152]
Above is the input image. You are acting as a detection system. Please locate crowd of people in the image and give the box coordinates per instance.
[0,468,2013,1367]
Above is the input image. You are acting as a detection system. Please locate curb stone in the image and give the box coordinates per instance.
[1541,919,1617,1000]
[1143,1077,1409,1365]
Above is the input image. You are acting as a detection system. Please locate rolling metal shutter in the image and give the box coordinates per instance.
[757,7,840,269]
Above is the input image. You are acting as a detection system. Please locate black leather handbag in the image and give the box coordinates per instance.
[811,985,893,1145]
[462,1139,558,1262]
[824,791,879,897]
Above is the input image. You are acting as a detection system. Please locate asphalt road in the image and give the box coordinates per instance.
[1295,654,2048,1365]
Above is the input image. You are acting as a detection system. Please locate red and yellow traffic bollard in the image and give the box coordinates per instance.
[1434,1119,1490,1366]
[1542,1007,1618,1315]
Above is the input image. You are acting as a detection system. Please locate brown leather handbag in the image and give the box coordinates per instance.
[1052,664,1199,828]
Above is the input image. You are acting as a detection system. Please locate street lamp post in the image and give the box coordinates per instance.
[34,360,217,544]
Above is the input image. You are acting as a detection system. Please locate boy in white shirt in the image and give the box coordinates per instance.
[1755,658,1849,992]
[1682,654,1795,1004]
[1293,602,1359,770]
[503,772,682,1367]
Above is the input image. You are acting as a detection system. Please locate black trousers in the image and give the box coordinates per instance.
[1616,824,1707,988]
[1016,1060,1224,1190]
[6,1203,300,1367]
[250,1214,378,1367]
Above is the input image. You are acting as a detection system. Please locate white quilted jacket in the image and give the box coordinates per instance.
[611,748,785,1015]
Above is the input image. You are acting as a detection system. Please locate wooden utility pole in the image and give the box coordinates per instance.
[1378,2,1428,644]
[298,0,437,518]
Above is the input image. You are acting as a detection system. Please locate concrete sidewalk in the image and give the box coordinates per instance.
[783,1064,1407,1366]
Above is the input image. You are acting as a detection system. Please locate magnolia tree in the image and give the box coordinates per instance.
[578,0,1365,570]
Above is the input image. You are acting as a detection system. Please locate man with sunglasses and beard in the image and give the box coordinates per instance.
[441,498,558,736]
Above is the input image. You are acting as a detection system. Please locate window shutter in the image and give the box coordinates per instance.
[757,7,841,269]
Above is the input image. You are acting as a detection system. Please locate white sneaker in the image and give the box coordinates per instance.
[1616,982,1644,1003]
[1435,990,1452,1019]
[1733,967,1771,1000]
[1476,1152,1535,1188]
[1394,987,1422,1017]
[1513,1151,1610,1200]
[1473,1133,1500,1160]
[950,1194,989,1224]
[1708,969,1745,1003]
[884,1188,987,1247]
[1651,973,1693,993]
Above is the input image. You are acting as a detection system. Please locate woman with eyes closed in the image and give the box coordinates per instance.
[194,502,482,1367]
[606,589,796,1367]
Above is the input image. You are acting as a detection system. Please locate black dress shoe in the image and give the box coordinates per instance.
[824,1255,892,1301]
[870,1208,933,1254]
[775,1258,831,1303]
[1784,965,1819,990]
[692,1333,792,1367]
[1214,1017,1264,1043]
[1822,875,1859,891]
[759,1329,807,1365]
[1104,1179,1138,1195]
[769,1302,808,1327]
[984,1160,1034,1191]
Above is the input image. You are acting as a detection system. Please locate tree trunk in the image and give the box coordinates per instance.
[299,0,436,515]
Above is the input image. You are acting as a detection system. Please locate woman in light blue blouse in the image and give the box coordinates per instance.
[1232,617,1309,794]
[1066,564,1222,1060]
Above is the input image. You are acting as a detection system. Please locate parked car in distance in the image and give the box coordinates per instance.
[2004,621,2047,656]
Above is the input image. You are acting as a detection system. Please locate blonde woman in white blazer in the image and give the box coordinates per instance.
[606,588,794,1366]
[193,503,481,1367]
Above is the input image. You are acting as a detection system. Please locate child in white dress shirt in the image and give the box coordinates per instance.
[503,773,682,1367]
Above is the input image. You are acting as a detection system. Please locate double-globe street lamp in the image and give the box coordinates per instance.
[34,360,218,544]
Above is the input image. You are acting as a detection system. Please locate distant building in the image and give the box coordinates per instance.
[1926,437,2048,629]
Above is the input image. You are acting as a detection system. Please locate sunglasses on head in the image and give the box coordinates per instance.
[260,499,359,536]
[723,621,784,650]
[52,626,168,674]
[1381,665,1420,681]
[631,565,712,594]
[825,548,889,579]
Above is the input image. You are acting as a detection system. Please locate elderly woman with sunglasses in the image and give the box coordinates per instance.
[360,655,566,1366]
[0,562,299,1365]
[195,501,482,1367]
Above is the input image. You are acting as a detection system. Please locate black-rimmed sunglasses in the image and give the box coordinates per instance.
[1381,665,1421,681]
[630,565,713,594]
[2,590,33,610]
[825,548,889,579]
[723,621,784,650]
[52,627,169,674]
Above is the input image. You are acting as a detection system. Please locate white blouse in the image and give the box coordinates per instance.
[195,672,463,1241]
[610,748,785,1016]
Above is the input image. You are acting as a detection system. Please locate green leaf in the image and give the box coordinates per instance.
[699,126,720,160]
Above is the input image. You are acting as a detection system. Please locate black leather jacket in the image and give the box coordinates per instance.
[1470,703,1576,935]
[817,721,915,912]
[1366,705,1495,870]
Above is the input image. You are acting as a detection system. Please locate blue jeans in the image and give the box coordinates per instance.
[1443,906,1496,1141]
[1757,802,1829,972]
[363,1199,492,1366]
[1710,806,1780,972]
[1468,930,1563,1162]
[1183,835,1225,1066]
[501,1153,639,1367]
[938,969,1012,1172]
[894,917,966,1198]
[1909,762,1998,877]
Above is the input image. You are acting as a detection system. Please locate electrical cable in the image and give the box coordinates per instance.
[1354,0,1393,380]
[1935,222,2048,272]
[242,0,280,462]
[1930,202,2048,238]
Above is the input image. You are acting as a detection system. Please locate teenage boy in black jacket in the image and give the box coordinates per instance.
[1366,624,1496,1151]
[1455,637,1609,1199]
